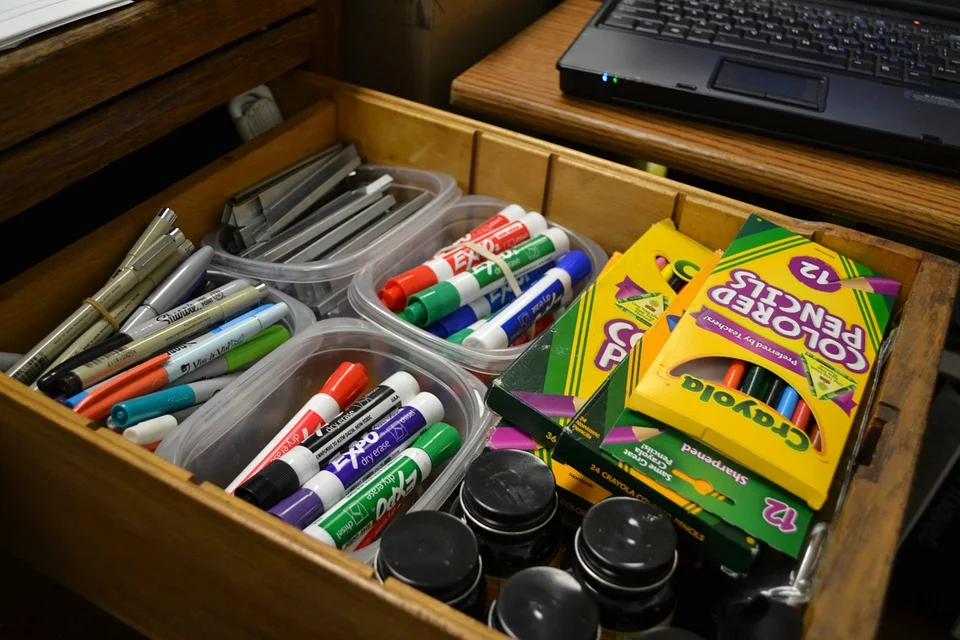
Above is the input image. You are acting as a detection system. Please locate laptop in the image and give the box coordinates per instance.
[557,0,960,174]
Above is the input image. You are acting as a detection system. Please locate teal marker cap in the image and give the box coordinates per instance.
[223,324,290,371]
[416,422,461,468]
[111,385,195,428]
[406,283,462,327]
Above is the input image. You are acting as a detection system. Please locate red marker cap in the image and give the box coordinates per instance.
[378,266,439,312]
[320,362,368,409]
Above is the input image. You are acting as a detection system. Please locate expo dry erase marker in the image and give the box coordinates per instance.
[427,264,553,339]
[235,371,419,509]
[378,212,547,312]
[269,392,443,528]
[41,285,265,397]
[440,204,526,252]
[112,208,177,277]
[123,405,200,446]
[122,246,214,329]
[508,312,557,346]
[303,422,461,548]
[35,241,195,384]
[465,251,591,350]
[225,362,369,494]
[176,324,290,385]
[446,316,489,345]
[39,279,256,383]
[401,229,570,327]
[110,375,239,428]
[74,304,288,420]
[8,230,181,384]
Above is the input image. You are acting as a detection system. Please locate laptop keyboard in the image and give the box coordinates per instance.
[603,0,960,87]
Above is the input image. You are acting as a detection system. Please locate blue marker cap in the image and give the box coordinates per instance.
[556,250,592,285]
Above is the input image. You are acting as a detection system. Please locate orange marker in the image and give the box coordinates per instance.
[73,354,170,421]
[722,359,747,389]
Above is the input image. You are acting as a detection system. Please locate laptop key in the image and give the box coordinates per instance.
[606,14,637,29]
[905,69,931,85]
[798,38,820,52]
[713,34,846,68]
[876,63,903,80]
[933,65,960,82]
[745,28,767,41]
[770,33,795,47]
[662,24,690,38]
[849,58,875,74]
[636,19,663,33]
[948,58,960,69]
[689,27,715,42]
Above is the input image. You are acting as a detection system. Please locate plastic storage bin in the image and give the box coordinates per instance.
[349,196,607,379]
[156,318,497,564]
[204,165,459,314]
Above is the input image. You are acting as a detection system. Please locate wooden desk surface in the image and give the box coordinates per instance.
[451,0,960,249]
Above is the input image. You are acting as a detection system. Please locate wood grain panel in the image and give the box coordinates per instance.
[0,100,339,352]
[0,0,315,152]
[0,13,319,222]
[545,155,678,254]
[451,0,960,249]
[472,132,552,212]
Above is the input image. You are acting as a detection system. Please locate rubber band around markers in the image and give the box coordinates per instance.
[459,241,523,297]
[83,297,120,331]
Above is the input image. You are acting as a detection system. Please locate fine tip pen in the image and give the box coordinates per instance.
[121,245,215,331]
[110,375,239,429]
[112,208,178,277]
[175,324,290,385]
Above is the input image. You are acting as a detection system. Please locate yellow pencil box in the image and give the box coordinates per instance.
[629,216,899,508]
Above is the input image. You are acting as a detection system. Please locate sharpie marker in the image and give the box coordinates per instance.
[122,246,214,329]
[39,284,265,397]
[177,324,289,385]
[111,375,239,428]
[379,212,547,311]
[440,204,526,252]
[269,392,444,528]
[225,362,369,494]
[39,279,256,384]
[304,422,461,548]
[465,251,590,349]
[401,228,570,327]
[122,406,199,446]
[426,264,552,339]
[235,371,420,509]
[8,230,181,384]
[74,304,289,420]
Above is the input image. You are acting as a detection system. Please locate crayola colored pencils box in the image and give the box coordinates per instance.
[629,216,899,509]
[486,219,713,447]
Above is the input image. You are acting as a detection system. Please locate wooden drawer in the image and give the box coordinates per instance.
[0,71,956,640]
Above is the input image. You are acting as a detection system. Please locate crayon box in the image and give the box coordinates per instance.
[486,219,713,447]
[629,216,899,508]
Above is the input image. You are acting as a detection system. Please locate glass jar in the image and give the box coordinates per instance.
[489,566,600,640]
[375,511,486,620]
[573,497,678,639]
[459,449,563,606]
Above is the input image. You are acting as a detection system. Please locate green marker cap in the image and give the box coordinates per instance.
[223,325,290,370]
[445,328,473,344]
[416,422,461,468]
[406,283,462,327]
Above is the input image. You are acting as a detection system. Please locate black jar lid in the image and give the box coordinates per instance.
[577,497,677,590]
[492,567,599,640]
[461,449,557,533]
[376,511,481,604]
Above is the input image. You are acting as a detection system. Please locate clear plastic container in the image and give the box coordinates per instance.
[204,165,460,314]
[349,196,608,379]
[155,318,497,564]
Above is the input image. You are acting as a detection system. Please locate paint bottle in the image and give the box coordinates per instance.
[459,449,562,606]
[572,497,678,638]
[375,511,486,621]
[488,567,600,640]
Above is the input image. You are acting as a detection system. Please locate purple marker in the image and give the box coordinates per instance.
[268,392,444,529]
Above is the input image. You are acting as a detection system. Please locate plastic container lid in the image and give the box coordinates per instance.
[349,195,608,377]
[578,497,677,590]
[491,567,600,640]
[461,449,556,533]
[376,511,481,603]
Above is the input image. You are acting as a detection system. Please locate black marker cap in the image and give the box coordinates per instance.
[461,449,556,533]
[37,371,82,398]
[491,567,599,640]
[234,460,300,509]
[377,511,480,603]
[578,497,677,590]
